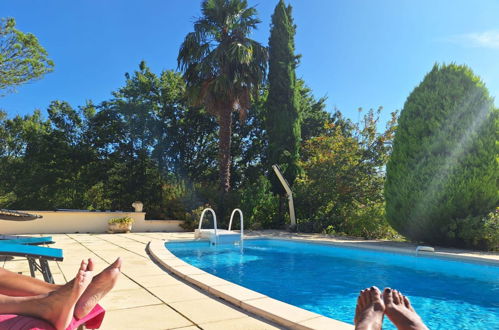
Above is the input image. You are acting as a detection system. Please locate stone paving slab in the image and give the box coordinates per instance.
[101,304,193,329]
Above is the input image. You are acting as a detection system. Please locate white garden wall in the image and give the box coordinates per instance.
[0,210,185,234]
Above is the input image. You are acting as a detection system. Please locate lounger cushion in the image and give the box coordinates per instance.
[0,304,105,330]
[0,314,54,330]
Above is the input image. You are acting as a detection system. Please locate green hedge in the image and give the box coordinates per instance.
[385,64,498,249]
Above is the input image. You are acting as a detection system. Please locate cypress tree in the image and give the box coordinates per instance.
[385,64,498,247]
[266,0,301,217]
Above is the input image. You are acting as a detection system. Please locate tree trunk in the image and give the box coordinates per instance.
[218,110,232,192]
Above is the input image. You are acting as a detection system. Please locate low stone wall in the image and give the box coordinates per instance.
[134,219,185,233]
[0,210,186,234]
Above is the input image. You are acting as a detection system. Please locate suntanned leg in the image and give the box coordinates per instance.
[383,288,428,330]
[0,259,93,330]
[0,266,59,296]
[74,257,122,319]
[0,258,97,297]
[354,286,385,330]
[1,257,122,320]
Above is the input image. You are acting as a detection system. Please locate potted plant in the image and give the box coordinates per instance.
[107,216,134,233]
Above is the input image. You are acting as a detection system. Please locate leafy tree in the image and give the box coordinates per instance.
[85,63,219,217]
[178,0,268,192]
[266,0,301,198]
[0,111,47,207]
[232,79,330,191]
[0,18,54,95]
[231,86,268,188]
[297,79,330,141]
[90,63,163,214]
[385,64,498,248]
[296,108,397,238]
[150,69,218,182]
[0,104,94,209]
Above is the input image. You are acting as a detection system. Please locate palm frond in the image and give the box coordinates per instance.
[179,0,267,119]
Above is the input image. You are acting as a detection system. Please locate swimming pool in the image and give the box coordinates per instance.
[166,239,499,330]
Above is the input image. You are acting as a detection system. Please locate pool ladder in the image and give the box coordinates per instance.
[196,208,244,245]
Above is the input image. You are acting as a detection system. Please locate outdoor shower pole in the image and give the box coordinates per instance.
[272,165,296,229]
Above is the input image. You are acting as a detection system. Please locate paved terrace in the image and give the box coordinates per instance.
[2,232,283,330]
[2,232,497,329]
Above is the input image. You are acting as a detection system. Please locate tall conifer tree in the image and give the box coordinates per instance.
[266,0,301,222]
[385,64,498,248]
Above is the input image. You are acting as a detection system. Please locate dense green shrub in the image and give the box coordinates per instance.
[84,182,112,211]
[159,178,194,220]
[239,176,279,229]
[342,201,398,239]
[295,109,397,239]
[180,204,208,231]
[179,176,280,231]
[442,208,498,251]
[176,183,240,230]
[385,64,498,248]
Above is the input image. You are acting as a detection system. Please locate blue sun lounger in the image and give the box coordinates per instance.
[0,236,54,245]
[0,242,63,283]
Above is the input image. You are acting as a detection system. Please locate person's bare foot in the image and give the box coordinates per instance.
[383,288,428,330]
[354,286,385,330]
[27,259,93,330]
[74,257,122,319]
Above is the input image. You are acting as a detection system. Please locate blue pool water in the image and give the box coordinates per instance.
[166,239,499,329]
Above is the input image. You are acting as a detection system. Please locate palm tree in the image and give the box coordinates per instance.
[178,0,268,192]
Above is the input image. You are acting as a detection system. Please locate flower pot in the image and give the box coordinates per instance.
[107,222,133,233]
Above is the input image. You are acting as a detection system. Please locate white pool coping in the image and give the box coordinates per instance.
[148,239,354,330]
[148,235,498,330]
[257,236,499,266]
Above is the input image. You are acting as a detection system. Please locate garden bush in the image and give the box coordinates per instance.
[442,208,499,251]
[342,201,398,239]
[180,204,208,231]
[177,182,241,230]
[385,64,498,248]
[295,109,397,239]
[239,175,279,229]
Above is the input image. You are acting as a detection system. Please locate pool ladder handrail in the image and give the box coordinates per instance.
[198,208,218,244]
[228,208,244,243]
[198,208,244,245]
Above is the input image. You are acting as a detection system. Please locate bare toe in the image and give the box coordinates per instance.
[397,291,404,305]
[403,295,415,312]
[79,259,87,272]
[370,286,381,301]
[383,288,394,305]
[392,289,401,304]
[383,289,428,330]
[354,287,384,330]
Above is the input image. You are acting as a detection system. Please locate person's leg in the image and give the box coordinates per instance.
[354,286,385,330]
[0,259,93,330]
[74,257,122,319]
[382,288,428,330]
[0,266,59,296]
[0,257,122,319]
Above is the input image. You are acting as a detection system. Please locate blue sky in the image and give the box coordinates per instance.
[1,0,498,126]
